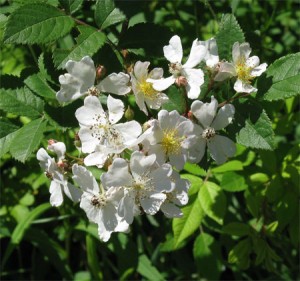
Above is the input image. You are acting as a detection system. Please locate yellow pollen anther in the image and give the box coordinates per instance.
[161,129,182,155]
[236,58,254,83]
[139,80,157,99]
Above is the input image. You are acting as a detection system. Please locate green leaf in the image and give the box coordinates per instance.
[4,3,74,44]
[59,0,83,14]
[0,119,19,138]
[220,171,248,192]
[236,109,275,150]
[180,174,203,196]
[24,73,56,100]
[183,162,207,177]
[162,85,187,114]
[86,235,103,281]
[211,160,243,173]
[228,238,252,270]
[10,118,47,162]
[0,87,44,118]
[137,255,165,281]
[263,53,300,101]
[53,25,106,69]
[222,222,251,236]
[199,181,227,225]
[215,14,245,60]
[0,130,19,158]
[95,0,126,30]
[193,233,222,280]
[172,193,205,248]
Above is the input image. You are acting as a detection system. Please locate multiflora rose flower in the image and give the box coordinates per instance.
[36,141,82,207]
[214,42,267,93]
[101,151,174,224]
[72,164,129,242]
[147,35,207,99]
[75,95,143,167]
[190,96,236,165]
[56,56,131,103]
[130,61,169,115]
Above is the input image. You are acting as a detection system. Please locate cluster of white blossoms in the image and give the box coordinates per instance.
[37,35,267,241]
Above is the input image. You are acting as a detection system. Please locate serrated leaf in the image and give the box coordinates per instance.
[59,0,83,14]
[95,0,126,30]
[183,162,207,177]
[0,119,19,138]
[0,130,19,158]
[193,233,222,280]
[4,3,74,44]
[0,87,44,118]
[53,25,106,69]
[10,118,47,162]
[215,14,245,60]
[228,238,252,269]
[172,193,205,248]
[220,171,248,192]
[180,174,203,196]
[212,160,244,173]
[262,53,300,101]
[236,109,275,150]
[198,181,227,225]
[137,255,164,281]
[25,73,56,99]
[222,222,251,236]
[119,22,173,57]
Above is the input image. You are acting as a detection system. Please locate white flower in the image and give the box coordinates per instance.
[191,96,236,165]
[214,42,267,93]
[101,151,174,224]
[130,61,169,115]
[160,170,190,218]
[197,38,219,69]
[56,56,131,103]
[36,145,82,207]
[75,95,142,157]
[72,164,129,242]
[147,35,207,99]
[142,110,198,170]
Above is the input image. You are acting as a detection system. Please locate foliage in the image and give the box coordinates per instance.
[0,0,299,280]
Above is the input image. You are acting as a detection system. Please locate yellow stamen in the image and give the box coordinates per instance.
[161,129,182,155]
[139,80,158,100]
[235,57,254,83]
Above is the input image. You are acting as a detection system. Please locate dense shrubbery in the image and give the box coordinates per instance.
[0,0,299,280]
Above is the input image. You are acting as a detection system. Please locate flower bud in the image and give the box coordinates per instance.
[96,65,106,81]
[124,106,134,121]
[175,76,188,87]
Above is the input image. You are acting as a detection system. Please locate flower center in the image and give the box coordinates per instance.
[139,80,158,99]
[202,127,216,140]
[88,86,100,96]
[169,63,182,76]
[91,194,107,208]
[235,57,254,83]
[161,129,182,155]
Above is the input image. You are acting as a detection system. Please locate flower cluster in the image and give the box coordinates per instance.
[37,35,267,241]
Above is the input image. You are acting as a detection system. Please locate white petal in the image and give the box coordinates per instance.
[107,95,124,124]
[80,194,100,223]
[148,76,175,92]
[211,104,235,130]
[158,109,185,131]
[36,148,51,170]
[149,67,164,79]
[214,62,236,81]
[208,135,236,165]
[148,144,166,166]
[150,164,173,192]
[234,79,257,93]
[161,202,183,218]
[169,153,187,171]
[183,68,204,99]
[118,191,136,224]
[78,127,99,153]
[246,56,260,68]
[101,158,132,188]
[115,121,142,147]
[49,181,63,207]
[130,151,156,177]
[63,182,82,203]
[84,150,108,168]
[239,42,252,60]
[201,38,219,68]
[251,63,267,77]
[75,96,104,127]
[97,72,130,95]
[47,142,66,161]
[191,96,218,128]
[56,56,96,103]
[72,164,99,194]
[145,93,168,110]
[102,203,118,231]
[140,193,166,215]
[183,39,207,68]
[133,61,150,81]
[163,35,183,63]
[97,223,112,242]
[188,137,206,164]
[134,90,148,115]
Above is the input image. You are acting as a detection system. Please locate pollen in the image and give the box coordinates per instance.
[202,127,216,140]
[139,80,157,99]
[161,129,182,155]
[235,58,253,83]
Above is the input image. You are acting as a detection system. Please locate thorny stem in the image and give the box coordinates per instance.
[218,92,251,108]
